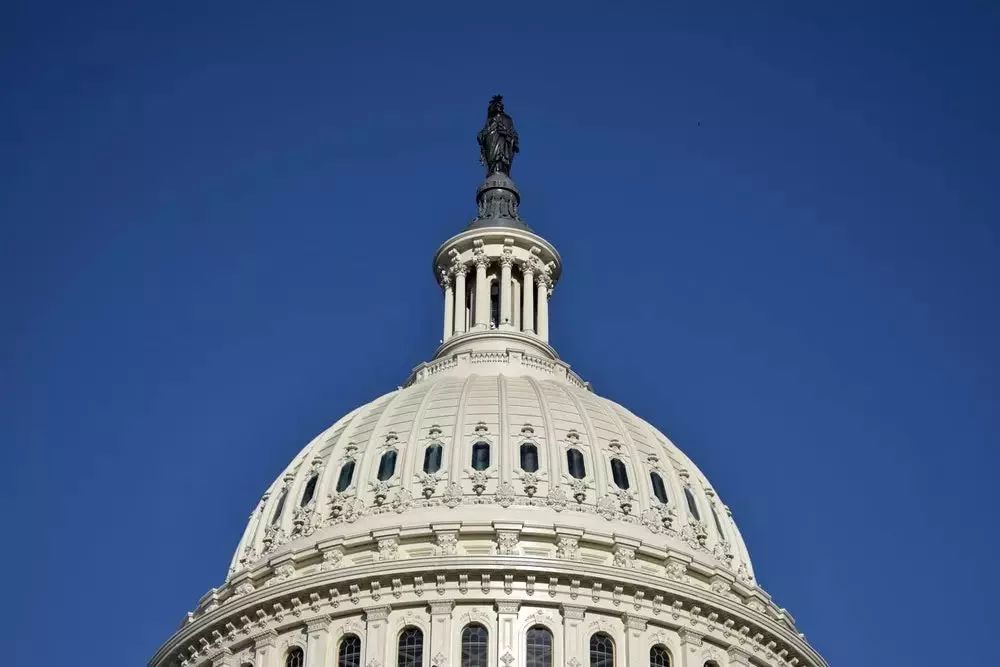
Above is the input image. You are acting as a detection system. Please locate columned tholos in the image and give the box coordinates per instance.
[521,262,534,334]
[473,252,490,328]
[536,274,550,342]
[499,250,514,329]
[441,273,454,341]
[453,265,467,334]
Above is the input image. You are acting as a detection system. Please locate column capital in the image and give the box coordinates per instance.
[450,261,469,277]
[251,629,278,649]
[621,614,647,631]
[429,600,456,615]
[560,604,587,621]
[727,647,752,666]
[473,251,491,269]
[518,259,536,275]
[305,615,331,634]
[364,605,392,622]
[678,629,703,647]
[438,270,452,288]
[495,600,521,614]
[500,248,516,268]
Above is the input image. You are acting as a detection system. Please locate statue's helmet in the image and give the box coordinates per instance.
[488,95,505,117]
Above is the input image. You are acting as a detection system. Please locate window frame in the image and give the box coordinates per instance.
[377,449,398,481]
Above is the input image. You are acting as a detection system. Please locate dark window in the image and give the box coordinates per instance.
[336,461,355,492]
[589,632,614,667]
[490,280,500,327]
[526,625,553,667]
[338,634,361,667]
[377,450,398,481]
[285,647,304,667]
[567,448,586,479]
[471,442,490,471]
[300,474,318,506]
[398,626,423,667]
[461,623,489,667]
[423,443,443,474]
[520,443,539,472]
[610,459,630,490]
[711,505,726,539]
[650,645,671,667]
[684,487,701,521]
[270,490,287,525]
[650,472,669,504]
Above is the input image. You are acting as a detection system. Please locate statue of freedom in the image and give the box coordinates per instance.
[477,95,520,176]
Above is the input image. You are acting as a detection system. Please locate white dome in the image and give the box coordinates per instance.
[230,361,756,587]
[151,100,825,667]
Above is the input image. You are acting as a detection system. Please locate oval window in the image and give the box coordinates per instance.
[377,450,397,481]
[610,458,630,490]
[566,448,586,479]
[335,461,355,492]
[520,443,539,472]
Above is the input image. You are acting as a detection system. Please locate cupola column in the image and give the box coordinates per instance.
[453,264,468,334]
[473,251,491,328]
[499,248,514,329]
[520,261,535,333]
[536,273,551,342]
[441,273,454,341]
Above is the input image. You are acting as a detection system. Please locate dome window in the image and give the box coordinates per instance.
[610,458,630,490]
[684,487,701,521]
[397,626,423,667]
[270,489,287,525]
[566,448,586,479]
[377,450,398,481]
[461,623,489,666]
[650,645,671,666]
[520,443,539,472]
[471,441,491,471]
[711,505,726,539]
[338,634,361,667]
[335,461,355,492]
[285,647,303,667]
[589,632,615,667]
[526,625,553,667]
[650,472,669,504]
[423,443,444,474]
[299,473,318,507]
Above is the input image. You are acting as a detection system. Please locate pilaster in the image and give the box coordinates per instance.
[560,604,586,666]
[304,616,331,667]
[496,600,520,666]
[429,600,456,667]
[364,605,392,667]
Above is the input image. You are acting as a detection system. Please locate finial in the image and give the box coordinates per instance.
[477,95,519,176]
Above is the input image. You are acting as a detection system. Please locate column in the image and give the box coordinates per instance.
[429,600,455,667]
[453,265,468,334]
[536,273,550,342]
[561,604,586,666]
[210,649,233,667]
[521,262,534,334]
[499,250,514,329]
[678,629,703,667]
[364,606,392,667]
[442,273,454,341]
[496,601,520,666]
[252,631,278,667]
[305,616,331,667]
[473,251,490,328]
[622,614,647,665]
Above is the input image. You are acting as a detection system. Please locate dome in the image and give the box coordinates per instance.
[151,97,825,667]
[230,365,756,587]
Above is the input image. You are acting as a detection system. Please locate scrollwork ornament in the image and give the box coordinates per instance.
[443,481,464,508]
[470,470,488,496]
[495,481,516,507]
[546,484,567,510]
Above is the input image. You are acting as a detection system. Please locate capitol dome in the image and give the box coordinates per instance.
[152,97,826,667]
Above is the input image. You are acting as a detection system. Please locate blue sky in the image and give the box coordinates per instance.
[2,1,998,665]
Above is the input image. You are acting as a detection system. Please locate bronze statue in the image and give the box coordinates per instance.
[477,95,519,175]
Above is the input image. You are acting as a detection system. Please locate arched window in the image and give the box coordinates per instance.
[285,647,304,667]
[684,487,701,521]
[650,472,669,504]
[336,461,355,492]
[270,489,287,525]
[589,632,614,667]
[525,625,553,667]
[520,443,539,472]
[711,505,726,538]
[377,450,397,481]
[300,473,318,506]
[423,443,443,474]
[610,458,630,490]
[471,442,490,471]
[461,623,489,666]
[397,626,423,667]
[338,634,361,667]
[650,644,671,667]
[567,448,586,479]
